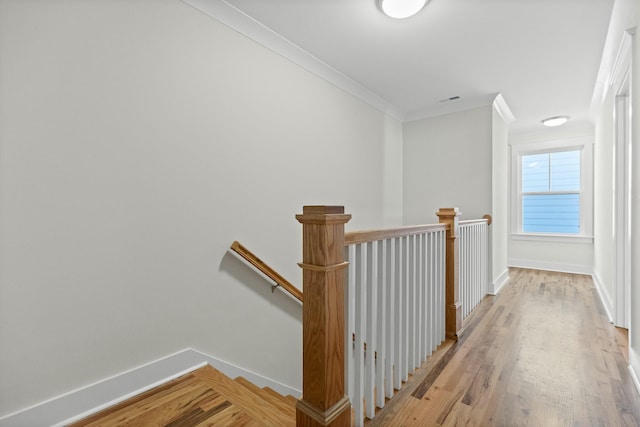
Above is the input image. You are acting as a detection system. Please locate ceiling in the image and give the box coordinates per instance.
[187,0,616,133]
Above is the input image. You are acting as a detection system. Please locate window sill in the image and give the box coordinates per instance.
[511,233,594,244]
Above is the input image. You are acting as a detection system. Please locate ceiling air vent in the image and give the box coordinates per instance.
[439,96,461,103]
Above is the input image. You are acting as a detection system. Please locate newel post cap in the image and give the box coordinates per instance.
[436,207,460,218]
[296,205,352,225]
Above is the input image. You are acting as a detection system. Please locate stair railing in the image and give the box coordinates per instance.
[458,217,490,321]
[230,240,303,303]
[344,221,447,423]
[232,206,491,426]
[294,206,473,427]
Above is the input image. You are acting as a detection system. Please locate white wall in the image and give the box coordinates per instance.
[491,99,511,292]
[630,0,640,384]
[383,116,404,226]
[0,0,403,416]
[593,89,616,317]
[590,0,639,391]
[508,127,595,274]
[403,106,493,224]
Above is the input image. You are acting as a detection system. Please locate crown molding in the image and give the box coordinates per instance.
[589,0,638,118]
[609,28,635,90]
[492,93,515,124]
[181,0,405,121]
[404,93,498,122]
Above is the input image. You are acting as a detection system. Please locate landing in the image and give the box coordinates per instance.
[370,268,640,426]
[68,365,296,426]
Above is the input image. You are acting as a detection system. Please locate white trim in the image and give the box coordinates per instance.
[488,268,509,295]
[510,136,594,239]
[405,93,497,122]
[0,349,205,427]
[609,29,635,89]
[612,28,634,329]
[511,233,593,244]
[187,348,300,397]
[0,348,301,427]
[589,0,638,119]
[507,258,592,275]
[492,94,515,124]
[630,349,640,397]
[181,0,404,121]
[591,271,615,324]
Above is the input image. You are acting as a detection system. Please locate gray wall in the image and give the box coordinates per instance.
[0,0,403,415]
[403,106,493,224]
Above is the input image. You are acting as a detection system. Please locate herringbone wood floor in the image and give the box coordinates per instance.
[67,365,297,427]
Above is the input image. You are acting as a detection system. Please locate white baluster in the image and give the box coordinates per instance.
[418,232,426,362]
[345,245,355,402]
[436,230,447,342]
[376,240,386,408]
[354,243,366,426]
[427,231,434,356]
[407,234,416,372]
[473,224,480,308]
[400,235,409,383]
[483,223,488,296]
[385,238,396,398]
[393,237,403,390]
[365,242,376,419]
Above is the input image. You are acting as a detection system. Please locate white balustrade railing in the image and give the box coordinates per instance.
[458,219,489,320]
[344,225,446,425]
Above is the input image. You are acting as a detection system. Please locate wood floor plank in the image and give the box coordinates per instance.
[68,374,209,427]
[194,405,262,427]
[233,377,296,420]
[69,268,639,426]
[68,366,289,427]
[192,365,295,427]
[371,268,640,426]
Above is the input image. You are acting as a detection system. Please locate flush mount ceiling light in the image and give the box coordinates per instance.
[541,116,570,127]
[378,0,427,19]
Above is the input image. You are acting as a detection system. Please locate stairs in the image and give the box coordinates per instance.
[68,365,297,426]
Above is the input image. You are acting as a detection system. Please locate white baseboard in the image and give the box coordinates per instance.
[488,268,509,295]
[590,271,615,324]
[187,347,301,397]
[630,348,640,397]
[507,258,593,275]
[0,348,301,427]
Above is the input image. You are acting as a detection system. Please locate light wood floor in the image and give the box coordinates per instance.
[69,268,639,426]
[370,267,640,426]
[67,365,297,426]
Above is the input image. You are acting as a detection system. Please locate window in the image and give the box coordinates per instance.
[522,150,580,233]
[511,138,593,241]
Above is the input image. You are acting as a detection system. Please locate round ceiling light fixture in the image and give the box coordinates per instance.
[541,115,570,127]
[378,0,427,19]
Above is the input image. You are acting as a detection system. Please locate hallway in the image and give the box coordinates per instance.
[370,268,640,426]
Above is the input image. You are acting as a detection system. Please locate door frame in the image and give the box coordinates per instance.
[612,30,633,328]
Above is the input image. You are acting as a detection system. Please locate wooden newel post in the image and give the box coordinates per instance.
[437,207,462,341]
[296,206,352,427]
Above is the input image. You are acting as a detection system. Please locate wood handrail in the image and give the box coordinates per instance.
[230,241,303,303]
[344,223,447,246]
[459,214,492,226]
[459,219,488,225]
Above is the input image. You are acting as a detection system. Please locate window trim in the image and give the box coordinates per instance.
[511,137,593,242]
